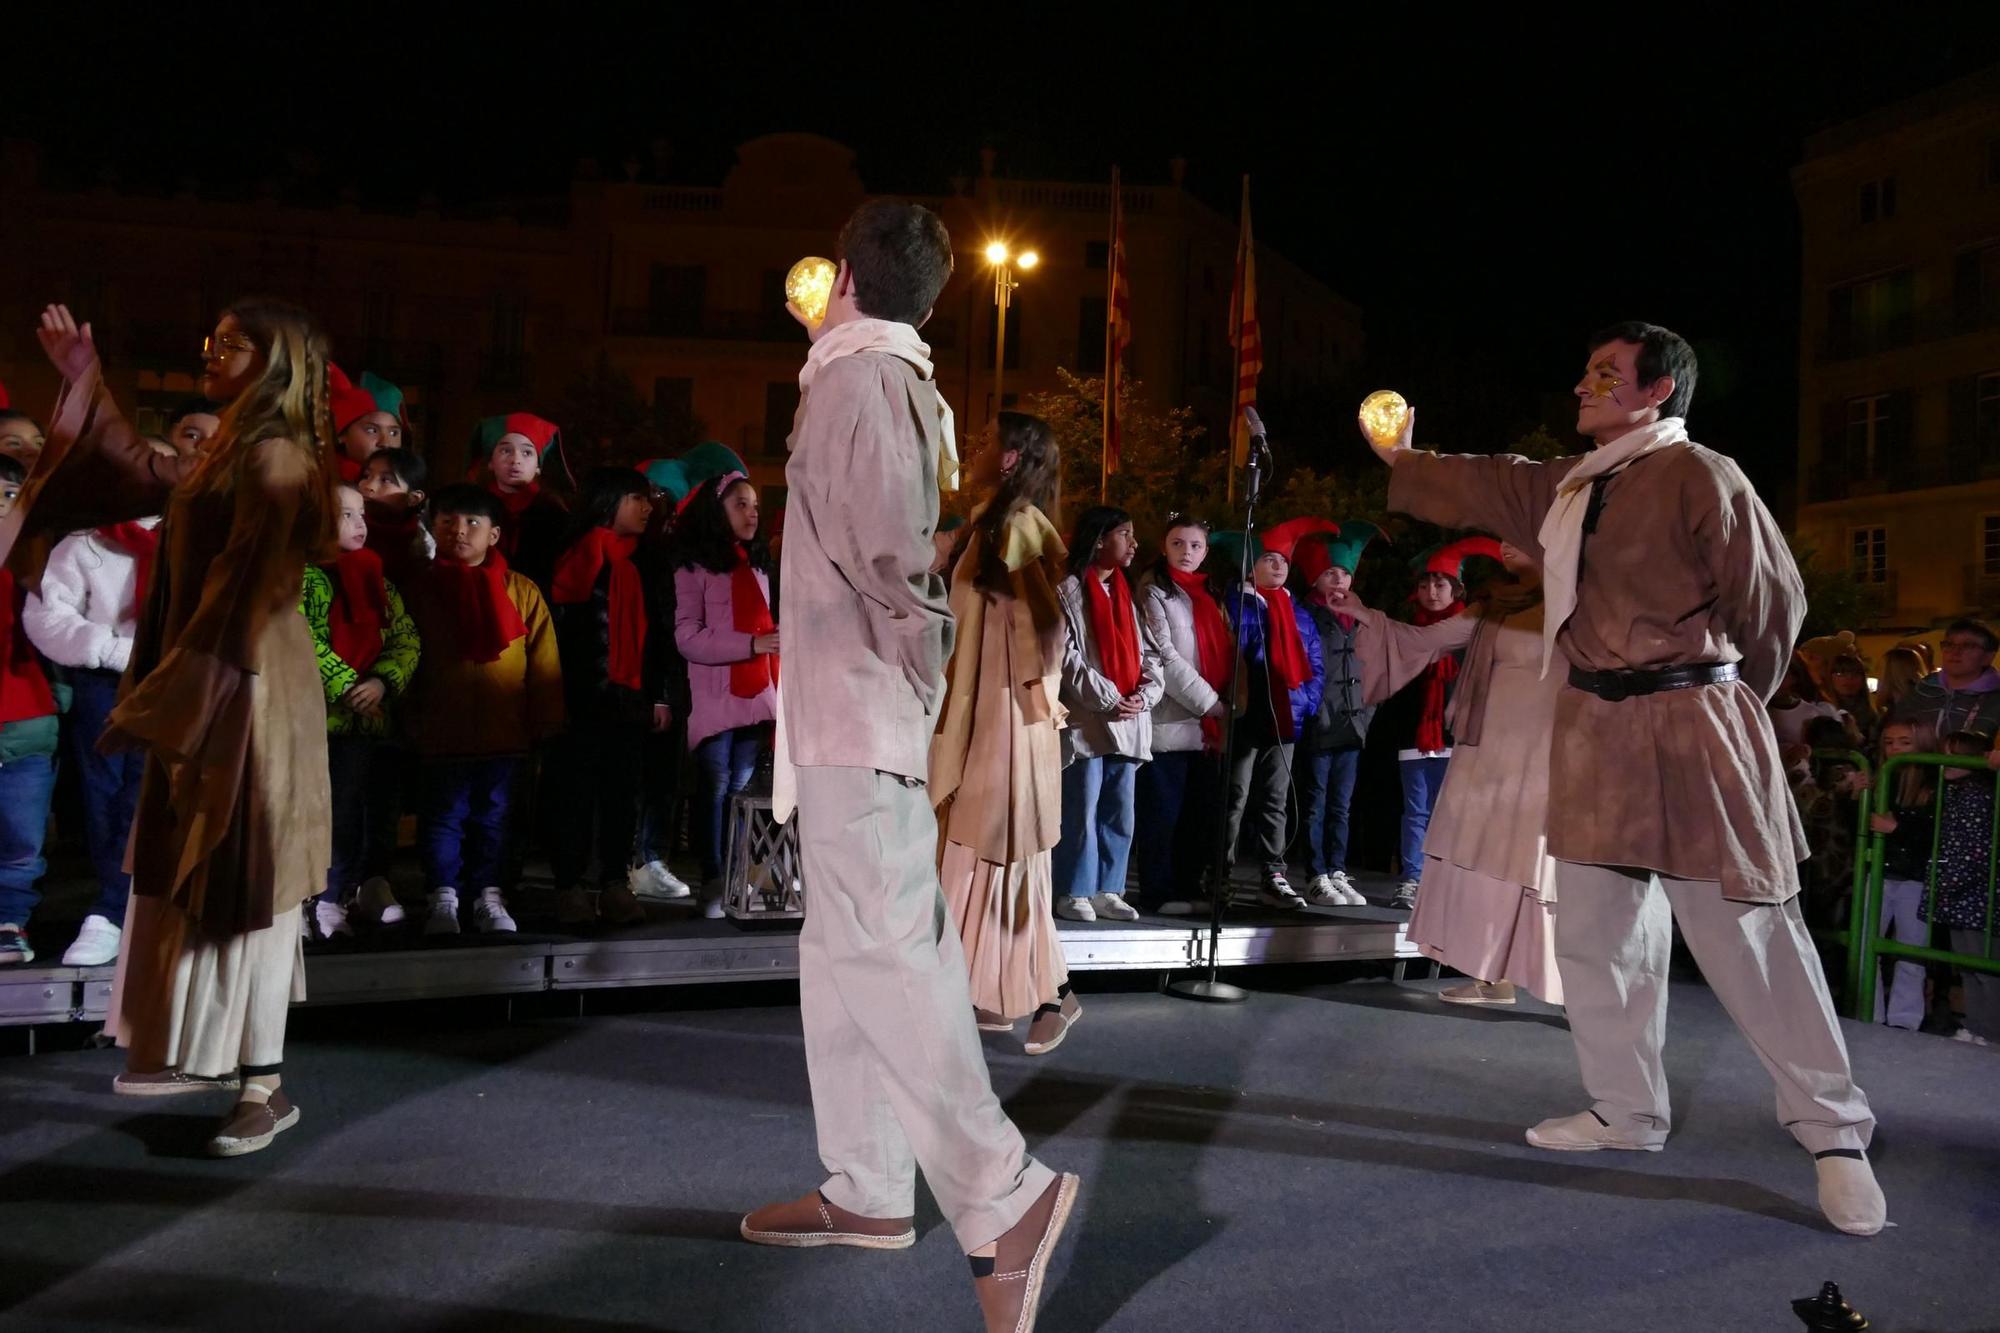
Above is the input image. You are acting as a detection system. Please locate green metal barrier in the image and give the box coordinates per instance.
[1846,752,2000,1024]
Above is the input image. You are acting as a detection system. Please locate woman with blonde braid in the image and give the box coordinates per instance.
[26,300,338,1156]
[930,412,1078,1054]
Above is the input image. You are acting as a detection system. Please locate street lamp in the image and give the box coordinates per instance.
[985,240,1038,411]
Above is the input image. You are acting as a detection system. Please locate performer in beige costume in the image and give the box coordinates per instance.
[1368,321,1884,1237]
[739,202,1078,1333]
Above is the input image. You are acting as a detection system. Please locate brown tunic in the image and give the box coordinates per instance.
[25,365,332,936]
[1388,443,1808,902]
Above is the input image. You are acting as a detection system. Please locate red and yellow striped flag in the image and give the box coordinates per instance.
[1228,175,1261,471]
[1103,167,1133,479]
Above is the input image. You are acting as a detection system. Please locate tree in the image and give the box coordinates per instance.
[1016,368,1212,542]
[1790,535,1869,641]
[556,352,665,474]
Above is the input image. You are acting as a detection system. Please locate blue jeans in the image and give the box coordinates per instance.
[420,757,519,891]
[1300,745,1362,877]
[695,726,763,880]
[1054,754,1138,900]
[1135,750,1210,903]
[636,719,687,866]
[1398,755,1451,881]
[69,670,140,922]
[0,752,57,927]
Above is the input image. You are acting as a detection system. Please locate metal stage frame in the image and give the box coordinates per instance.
[0,911,1421,1030]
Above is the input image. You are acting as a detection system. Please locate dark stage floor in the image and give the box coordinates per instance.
[2,973,1996,1332]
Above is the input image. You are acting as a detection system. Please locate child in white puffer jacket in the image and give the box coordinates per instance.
[23,517,158,965]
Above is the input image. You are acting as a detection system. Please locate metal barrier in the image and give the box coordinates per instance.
[1845,752,2000,1023]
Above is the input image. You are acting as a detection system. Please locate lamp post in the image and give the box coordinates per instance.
[984,241,1037,414]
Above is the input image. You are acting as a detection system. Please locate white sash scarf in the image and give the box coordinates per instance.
[1533,417,1689,677]
[797,317,959,492]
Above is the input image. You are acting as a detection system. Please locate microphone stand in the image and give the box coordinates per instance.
[1167,433,1269,1005]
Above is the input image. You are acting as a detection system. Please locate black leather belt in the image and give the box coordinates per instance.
[1567,662,1738,702]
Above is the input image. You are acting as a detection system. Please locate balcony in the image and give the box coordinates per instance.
[610,307,796,343]
[1856,571,1899,624]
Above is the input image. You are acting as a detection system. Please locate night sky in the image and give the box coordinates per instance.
[20,4,2000,503]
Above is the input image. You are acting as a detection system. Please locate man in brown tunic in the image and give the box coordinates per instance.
[738,202,1079,1333]
[1370,321,1884,1237]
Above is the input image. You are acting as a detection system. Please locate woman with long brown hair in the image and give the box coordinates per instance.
[929,411,1080,1055]
[28,299,338,1155]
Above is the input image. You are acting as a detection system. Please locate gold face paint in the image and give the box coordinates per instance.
[1586,361,1627,400]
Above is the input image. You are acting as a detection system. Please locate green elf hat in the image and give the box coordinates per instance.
[358,372,409,428]
[679,441,747,490]
[1412,535,1503,583]
[1294,520,1384,586]
[473,412,574,489]
[640,457,691,501]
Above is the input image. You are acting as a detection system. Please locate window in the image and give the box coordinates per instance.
[1076,296,1107,373]
[1826,269,1915,357]
[1084,241,1108,271]
[763,380,801,459]
[1982,515,2000,578]
[1859,177,1897,224]
[1979,372,2000,459]
[1844,394,1892,479]
[1850,526,1888,584]
[648,264,706,337]
[1954,243,2000,332]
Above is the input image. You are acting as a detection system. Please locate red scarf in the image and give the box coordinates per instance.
[1410,600,1465,752]
[1261,584,1311,740]
[487,481,541,559]
[0,570,55,725]
[729,546,778,698]
[429,551,527,664]
[96,521,159,620]
[1169,568,1232,752]
[324,546,388,673]
[552,527,648,691]
[364,508,428,588]
[1083,567,1143,697]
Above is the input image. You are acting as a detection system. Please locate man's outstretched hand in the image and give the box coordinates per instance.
[38,304,98,382]
[1361,405,1415,467]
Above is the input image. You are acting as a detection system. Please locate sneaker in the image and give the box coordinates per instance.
[1327,870,1368,906]
[1301,874,1343,907]
[1256,874,1306,910]
[423,889,461,937]
[1525,1109,1663,1153]
[1053,896,1098,923]
[61,914,122,967]
[0,925,32,965]
[1089,892,1139,922]
[1156,899,1197,916]
[702,896,728,920]
[471,887,517,934]
[1951,1027,1993,1048]
[355,876,405,927]
[631,859,693,901]
[599,882,647,926]
[1390,879,1419,910]
[555,887,598,928]
[312,898,354,942]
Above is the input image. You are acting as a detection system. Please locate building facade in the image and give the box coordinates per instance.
[0,135,1359,499]
[1792,68,2000,640]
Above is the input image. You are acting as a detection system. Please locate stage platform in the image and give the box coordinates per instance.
[0,874,1424,1031]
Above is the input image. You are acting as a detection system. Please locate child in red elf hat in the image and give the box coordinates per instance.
[0,456,68,967]
[328,364,403,485]
[401,484,565,937]
[474,413,571,590]
[299,484,422,940]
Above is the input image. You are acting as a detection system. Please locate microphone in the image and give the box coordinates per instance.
[1243,406,1272,466]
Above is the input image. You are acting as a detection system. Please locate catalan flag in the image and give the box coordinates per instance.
[1228,175,1261,477]
[1103,167,1133,482]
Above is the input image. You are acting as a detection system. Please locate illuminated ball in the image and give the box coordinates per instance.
[785,256,837,325]
[1358,389,1412,448]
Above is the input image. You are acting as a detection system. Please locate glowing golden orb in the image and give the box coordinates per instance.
[1358,389,1412,448]
[785,256,837,325]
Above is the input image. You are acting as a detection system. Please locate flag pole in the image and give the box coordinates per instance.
[1102,167,1118,505]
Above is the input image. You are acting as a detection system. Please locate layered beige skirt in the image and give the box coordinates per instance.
[940,841,1068,1021]
[1409,856,1563,1005]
